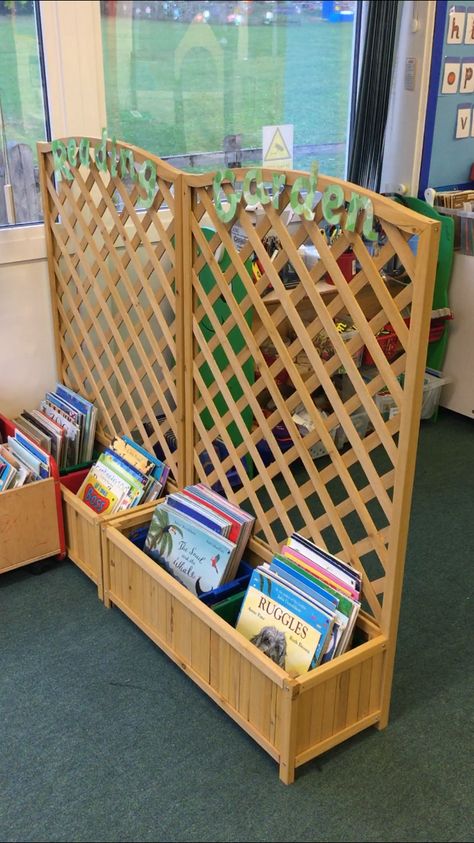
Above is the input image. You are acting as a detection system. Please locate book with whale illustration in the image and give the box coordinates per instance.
[143,502,238,597]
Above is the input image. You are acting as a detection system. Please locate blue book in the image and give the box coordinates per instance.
[289,532,362,592]
[122,436,169,483]
[236,567,335,676]
[13,430,50,478]
[143,503,237,596]
[54,384,97,461]
[269,556,339,614]
[165,493,231,536]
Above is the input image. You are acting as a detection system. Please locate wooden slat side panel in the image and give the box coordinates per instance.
[295,643,385,757]
[0,479,61,571]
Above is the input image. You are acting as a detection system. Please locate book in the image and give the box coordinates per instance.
[143,502,237,597]
[54,383,98,462]
[281,545,359,600]
[121,436,170,484]
[288,533,362,593]
[270,553,360,659]
[165,492,233,537]
[77,461,132,514]
[235,566,335,676]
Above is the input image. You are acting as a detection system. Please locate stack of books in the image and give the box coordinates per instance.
[77,436,170,515]
[235,533,362,677]
[0,424,53,490]
[14,383,98,471]
[143,484,255,598]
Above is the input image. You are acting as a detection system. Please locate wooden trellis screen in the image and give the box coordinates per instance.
[182,168,439,643]
[38,138,184,483]
[39,136,439,646]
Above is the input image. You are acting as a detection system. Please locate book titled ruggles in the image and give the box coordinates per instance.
[236,567,335,677]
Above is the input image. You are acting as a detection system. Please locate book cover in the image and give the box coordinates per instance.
[289,533,362,592]
[166,492,232,537]
[282,544,360,601]
[122,435,169,483]
[235,567,335,677]
[77,462,131,514]
[269,555,339,614]
[143,503,237,596]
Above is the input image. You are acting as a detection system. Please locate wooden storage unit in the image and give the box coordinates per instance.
[104,508,386,784]
[39,138,439,782]
[0,413,65,573]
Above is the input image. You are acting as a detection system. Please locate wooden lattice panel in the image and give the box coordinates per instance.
[38,139,183,482]
[183,169,439,632]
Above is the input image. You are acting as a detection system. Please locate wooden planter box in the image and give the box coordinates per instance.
[0,413,65,573]
[103,508,387,784]
[61,470,168,601]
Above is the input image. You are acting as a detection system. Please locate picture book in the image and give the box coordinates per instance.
[191,483,255,540]
[183,484,255,578]
[143,502,237,597]
[235,567,335,676]
[75,435,170,513]
[271,552,360,658]
[165,492,232,537]
[269,555,339,613]
[282,543,361,601]
[77,462,132,514]
[288,533,362,593]
[122,436,170,483]
[54,383,98,462]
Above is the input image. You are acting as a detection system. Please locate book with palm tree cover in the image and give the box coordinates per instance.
[143,502,237,597]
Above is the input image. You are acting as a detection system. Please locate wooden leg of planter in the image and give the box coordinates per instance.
[101,525,112,609]
[278,682,299,785]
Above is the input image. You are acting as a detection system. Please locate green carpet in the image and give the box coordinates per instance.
[1,408,473,843]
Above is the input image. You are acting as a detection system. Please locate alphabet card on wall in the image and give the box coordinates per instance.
[420,2,474,192]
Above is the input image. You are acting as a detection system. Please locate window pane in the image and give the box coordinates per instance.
[101,1,357,175]
[0,0,49,226]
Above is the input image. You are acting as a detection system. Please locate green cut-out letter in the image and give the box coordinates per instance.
[94,128,108,172]
[271,172,286,208]
[120,148,137,181]
[109,138,118,177]
[213,169,240,223]
[138,159,157,208]
[361,197,378,241]
[290,161,319,220]
[79,138,90,167]
[345,192,377,240]
[52,139,73,181]
[67,138,78,168]
[322,184,345,226]
[243,168,270,207]
[346,191,365,231]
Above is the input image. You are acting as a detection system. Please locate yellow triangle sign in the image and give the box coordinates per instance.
[264,128,291,163]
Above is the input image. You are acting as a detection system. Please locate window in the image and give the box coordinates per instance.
[100,0,359,176]
[0,0,49,227]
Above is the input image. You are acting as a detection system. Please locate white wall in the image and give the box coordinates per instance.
[0,229,57,417]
